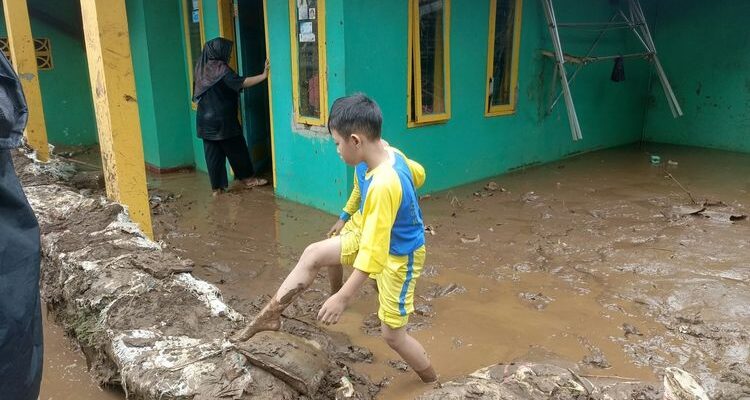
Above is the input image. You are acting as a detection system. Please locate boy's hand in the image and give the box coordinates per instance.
[317,293,349,325]
[327,219,345,238]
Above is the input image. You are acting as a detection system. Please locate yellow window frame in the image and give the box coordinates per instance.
[181,0,206,110]
[288,0,328,127]
[407,0,451,128]
[485,0,523,117]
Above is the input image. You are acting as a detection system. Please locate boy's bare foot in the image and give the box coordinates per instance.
[231,315,281,342]
[415,365,438,383]
[232,286,305,342]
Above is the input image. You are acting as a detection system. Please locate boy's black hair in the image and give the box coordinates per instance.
[327,93,382,140]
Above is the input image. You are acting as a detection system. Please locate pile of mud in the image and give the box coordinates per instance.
[418,361,720,400]
[13,149,378,399]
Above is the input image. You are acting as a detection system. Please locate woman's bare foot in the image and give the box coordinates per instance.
[212,188,225,197]
[242,177,268,188]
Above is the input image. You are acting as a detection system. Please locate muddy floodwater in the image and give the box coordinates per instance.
[41,143,750,399]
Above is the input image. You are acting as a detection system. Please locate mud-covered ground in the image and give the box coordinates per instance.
[25,143,750,399]
[147,144,749,399]
[13,149,380,400]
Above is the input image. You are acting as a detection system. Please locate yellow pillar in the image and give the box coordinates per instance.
[79,0,153,238]
[2,0,49,161]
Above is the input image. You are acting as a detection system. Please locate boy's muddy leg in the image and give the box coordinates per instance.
[328,265,343,293]
[232,286,303,342]
[232,237,343,342]
[381,323,438,383]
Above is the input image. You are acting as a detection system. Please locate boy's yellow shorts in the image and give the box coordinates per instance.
[339,220,426,329]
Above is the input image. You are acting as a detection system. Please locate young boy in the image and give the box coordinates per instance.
[232,93,437,383]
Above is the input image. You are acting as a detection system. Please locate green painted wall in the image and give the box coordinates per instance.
[264,0,655,214]
[642,0,750,154]
[127,0,194,169]
[343,0,652,194]
[0,0,98,146]
[266,0,350,213]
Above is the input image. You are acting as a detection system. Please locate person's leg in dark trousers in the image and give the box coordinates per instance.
[203,139,229,194]
[221,135,267,187]
[0,150,44,400]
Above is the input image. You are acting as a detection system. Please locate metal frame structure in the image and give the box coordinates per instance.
[540,0,683,141]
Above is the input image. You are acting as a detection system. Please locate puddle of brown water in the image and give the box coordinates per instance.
[43,143,750,398]
[40,307,122,400]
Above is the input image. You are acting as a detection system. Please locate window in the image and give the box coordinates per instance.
[485,0,522,116]
[0,38,53,70]
[182,0,205,107]
[289,0,327,126]
[408,0,451,127]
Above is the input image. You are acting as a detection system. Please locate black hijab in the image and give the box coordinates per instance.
[193,37,234,102]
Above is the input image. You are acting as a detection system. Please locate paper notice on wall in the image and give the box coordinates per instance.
[299,33,316,43]
[300,21,313,34]
[192,0,199,10]
[298,0,309,19]
[309,7,316,20]
[192,10,200,23]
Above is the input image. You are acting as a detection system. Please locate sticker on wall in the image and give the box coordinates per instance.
[299,21,315,42]
[298,0,309,20]
[299,33,316,43]
[309,7,316,20]
[192,9,200,23]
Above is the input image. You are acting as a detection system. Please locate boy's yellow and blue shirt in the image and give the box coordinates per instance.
[339,147,426,275]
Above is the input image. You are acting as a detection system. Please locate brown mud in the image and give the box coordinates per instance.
[22,143,750,399]
[13,149,379,400]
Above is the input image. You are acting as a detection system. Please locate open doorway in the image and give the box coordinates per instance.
[219,0,273,180]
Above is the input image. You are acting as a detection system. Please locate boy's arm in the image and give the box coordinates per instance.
[317,269,369,324]
[407,158,426,189]
[328,174,360,237]
[340,173,360,220]
[319,177,400,325]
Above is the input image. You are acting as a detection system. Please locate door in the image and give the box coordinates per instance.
[231,0,272,176]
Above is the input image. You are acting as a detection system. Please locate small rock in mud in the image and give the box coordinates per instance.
[623,323,644,337]
[361,313,381,336]
[583,351,612,369]
[388,360,409,372]
[69,170,105,190]
[521,191,540,202]
[414,303,435,317]
[518,292,554,310]
[460,234,481,244]
[484,181,505,192]
[341,345,373,363]
[579,337,611,369]
[203,262,232,274]
[451,337,464,349]
[421,283,467,301]
[421,265,439,277]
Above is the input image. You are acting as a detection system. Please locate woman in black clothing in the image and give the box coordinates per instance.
[193,37,269,195]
